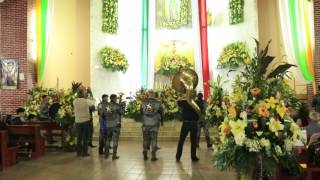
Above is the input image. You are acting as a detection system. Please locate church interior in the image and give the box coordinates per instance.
[0,0,320,179]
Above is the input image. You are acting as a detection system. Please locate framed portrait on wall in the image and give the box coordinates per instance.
[0,59,19,89]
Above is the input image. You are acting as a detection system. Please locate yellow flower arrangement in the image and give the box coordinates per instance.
[126,88,181,121]
[217,42,251,69]
[213,40,302,178]
[99,46,129,73]
[156,53,193,76]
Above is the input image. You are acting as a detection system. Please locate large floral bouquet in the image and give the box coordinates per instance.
[157,54,193,76]
[126,88,181,121]
[205,75,229,127]
[126,90,145,122]
[213,40,303,178]
[217,42,251,69]
[157,87,181,120]
[24,82,83,151]
[99,46,129,73]
[24,87,76,127]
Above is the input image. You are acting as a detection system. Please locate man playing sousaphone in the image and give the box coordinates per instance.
[173,69,201,162]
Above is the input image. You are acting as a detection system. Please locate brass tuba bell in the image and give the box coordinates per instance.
[172,69,200,113]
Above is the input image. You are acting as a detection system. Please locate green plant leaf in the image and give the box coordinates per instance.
[267,64,297,79]
[259,56,275,75]
[260,40,272,59]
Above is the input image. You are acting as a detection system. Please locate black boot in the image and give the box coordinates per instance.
[99,147,104,155]
[112,151,119,160]
[112,154,120,160]
[143,151,148,161]
[151,152,158,161]
[105,149,109,159]
[192,157,199,162]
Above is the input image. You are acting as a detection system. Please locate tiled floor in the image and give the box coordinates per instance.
[0,141,235,180]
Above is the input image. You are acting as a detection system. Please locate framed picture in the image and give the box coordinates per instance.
[0,59,19,89]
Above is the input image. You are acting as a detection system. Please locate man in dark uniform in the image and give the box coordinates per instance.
[97,94,108,155]
[141,91,163,161]
[176,92,199,162]
[102,94,124,160]
[195,93,213,148]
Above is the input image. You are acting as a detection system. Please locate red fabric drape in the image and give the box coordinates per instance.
[198,0,210,99]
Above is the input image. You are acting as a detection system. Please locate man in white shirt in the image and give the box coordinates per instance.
[73,89,94,157]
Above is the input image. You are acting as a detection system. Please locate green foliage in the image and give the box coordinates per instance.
[156,53,193,76]
[102,0,118,34]
[99,46,129,73]
[156,0,192,29]
[218,42,251,69]
[229,0,244,25]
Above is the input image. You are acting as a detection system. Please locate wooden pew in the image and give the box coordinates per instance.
[7,125,45,159]
[0,130,19,170]
[24,121,65,148]
[293,147,320,180]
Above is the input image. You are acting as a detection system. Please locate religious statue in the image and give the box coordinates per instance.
[1,59,18,89]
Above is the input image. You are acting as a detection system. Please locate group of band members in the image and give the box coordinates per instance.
[74,88,213,161]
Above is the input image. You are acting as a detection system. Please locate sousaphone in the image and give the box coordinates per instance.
[172,69,200,113]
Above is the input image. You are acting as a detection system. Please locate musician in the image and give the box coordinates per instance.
[102,94,124,160]
[97,94,108,155]
[195,93,213,148]
[176,91,199,162]
[141,91,164,161]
